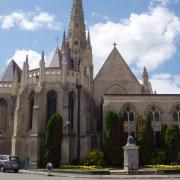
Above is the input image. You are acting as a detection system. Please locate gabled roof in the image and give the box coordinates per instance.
[93,47,142,104]
[49,48,62,68]
[0,60,21,82]
[95,47,141,86]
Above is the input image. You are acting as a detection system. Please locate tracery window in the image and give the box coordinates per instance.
[123,106,135,122]
[0,99,7,131]
[46,90,57,122]
[172,105,180,122]
[148,106,160,121]
[68,91,75,130]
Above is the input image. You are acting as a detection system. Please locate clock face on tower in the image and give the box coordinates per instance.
[74,40,80,46]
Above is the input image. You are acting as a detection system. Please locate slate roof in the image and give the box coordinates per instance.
[49,48,62,68]
[0,60,21,82]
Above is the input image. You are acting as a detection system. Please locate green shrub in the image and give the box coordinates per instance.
[177,152,180,164]
[151,151,166,165]
[43,113,63,168]
[84,150,104,166]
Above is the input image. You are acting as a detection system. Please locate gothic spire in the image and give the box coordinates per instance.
[142,67,149,78]
[68,0,86,48]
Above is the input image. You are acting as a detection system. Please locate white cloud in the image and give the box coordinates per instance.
[8,49,55,70]
[90,6,180,76]
[150,73,180,94]
[0,10,61,31]
[8,50,41,69]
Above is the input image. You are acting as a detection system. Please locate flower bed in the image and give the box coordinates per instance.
[145,165,180,169]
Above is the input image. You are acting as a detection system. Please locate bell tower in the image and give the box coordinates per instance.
[68,0,86,49]
[61,0,93,90]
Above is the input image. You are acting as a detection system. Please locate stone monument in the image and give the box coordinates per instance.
[123,135,139,172]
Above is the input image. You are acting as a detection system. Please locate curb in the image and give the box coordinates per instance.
[20,170,180,179]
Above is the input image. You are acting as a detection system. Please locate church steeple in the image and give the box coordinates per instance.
[142,67,153,94]
[68,0,86,49]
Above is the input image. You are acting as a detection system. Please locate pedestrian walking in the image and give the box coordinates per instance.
[46,162,53,176]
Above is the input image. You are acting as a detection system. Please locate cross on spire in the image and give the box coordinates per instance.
[113,42,117,47]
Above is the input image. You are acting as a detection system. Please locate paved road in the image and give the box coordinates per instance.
[1,172,180,180]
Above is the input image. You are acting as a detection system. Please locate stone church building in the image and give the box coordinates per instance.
[0,0,180,167]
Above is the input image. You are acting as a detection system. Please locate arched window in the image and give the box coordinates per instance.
[0,99,7,131]
[68,91,75,130]
[148,106,160,121]
[46,90,57,122]
[28,91,34,130]
[172,105,180,122]
[123,106,135,122]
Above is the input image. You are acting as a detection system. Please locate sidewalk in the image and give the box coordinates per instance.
[20,169,180,179]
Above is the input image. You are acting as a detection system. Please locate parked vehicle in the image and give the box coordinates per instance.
[0,155,20,173]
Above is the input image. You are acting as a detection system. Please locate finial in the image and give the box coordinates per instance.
[113,42,117,47]
[26,55,29,63]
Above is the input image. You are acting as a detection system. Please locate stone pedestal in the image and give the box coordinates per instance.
[123,136,139,172]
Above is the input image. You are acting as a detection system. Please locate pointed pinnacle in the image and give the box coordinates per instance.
[87,30,91,42]
[63,30,66,45]
[41,50,45,61]
[26,55,29,64]
[142,67,149,78]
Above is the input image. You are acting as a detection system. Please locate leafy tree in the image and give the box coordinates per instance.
[103,110,124,166]
[165,124,180,163]
[43,113,63,168]
[136,114,154,165]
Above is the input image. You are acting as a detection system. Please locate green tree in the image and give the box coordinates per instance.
[165,124,180,163]
[136,114,154,165]
[43,113,63,168]
[103,110,124,166]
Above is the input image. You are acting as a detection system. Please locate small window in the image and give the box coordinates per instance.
[173,105,180,122]
[148,106,160,122]
[123,106,135,122]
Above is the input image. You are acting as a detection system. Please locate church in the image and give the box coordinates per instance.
[0,0,180,167]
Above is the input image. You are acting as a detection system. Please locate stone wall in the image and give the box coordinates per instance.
[103,94,180,133]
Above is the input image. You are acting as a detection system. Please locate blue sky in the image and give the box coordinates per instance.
[0,0,180,93]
